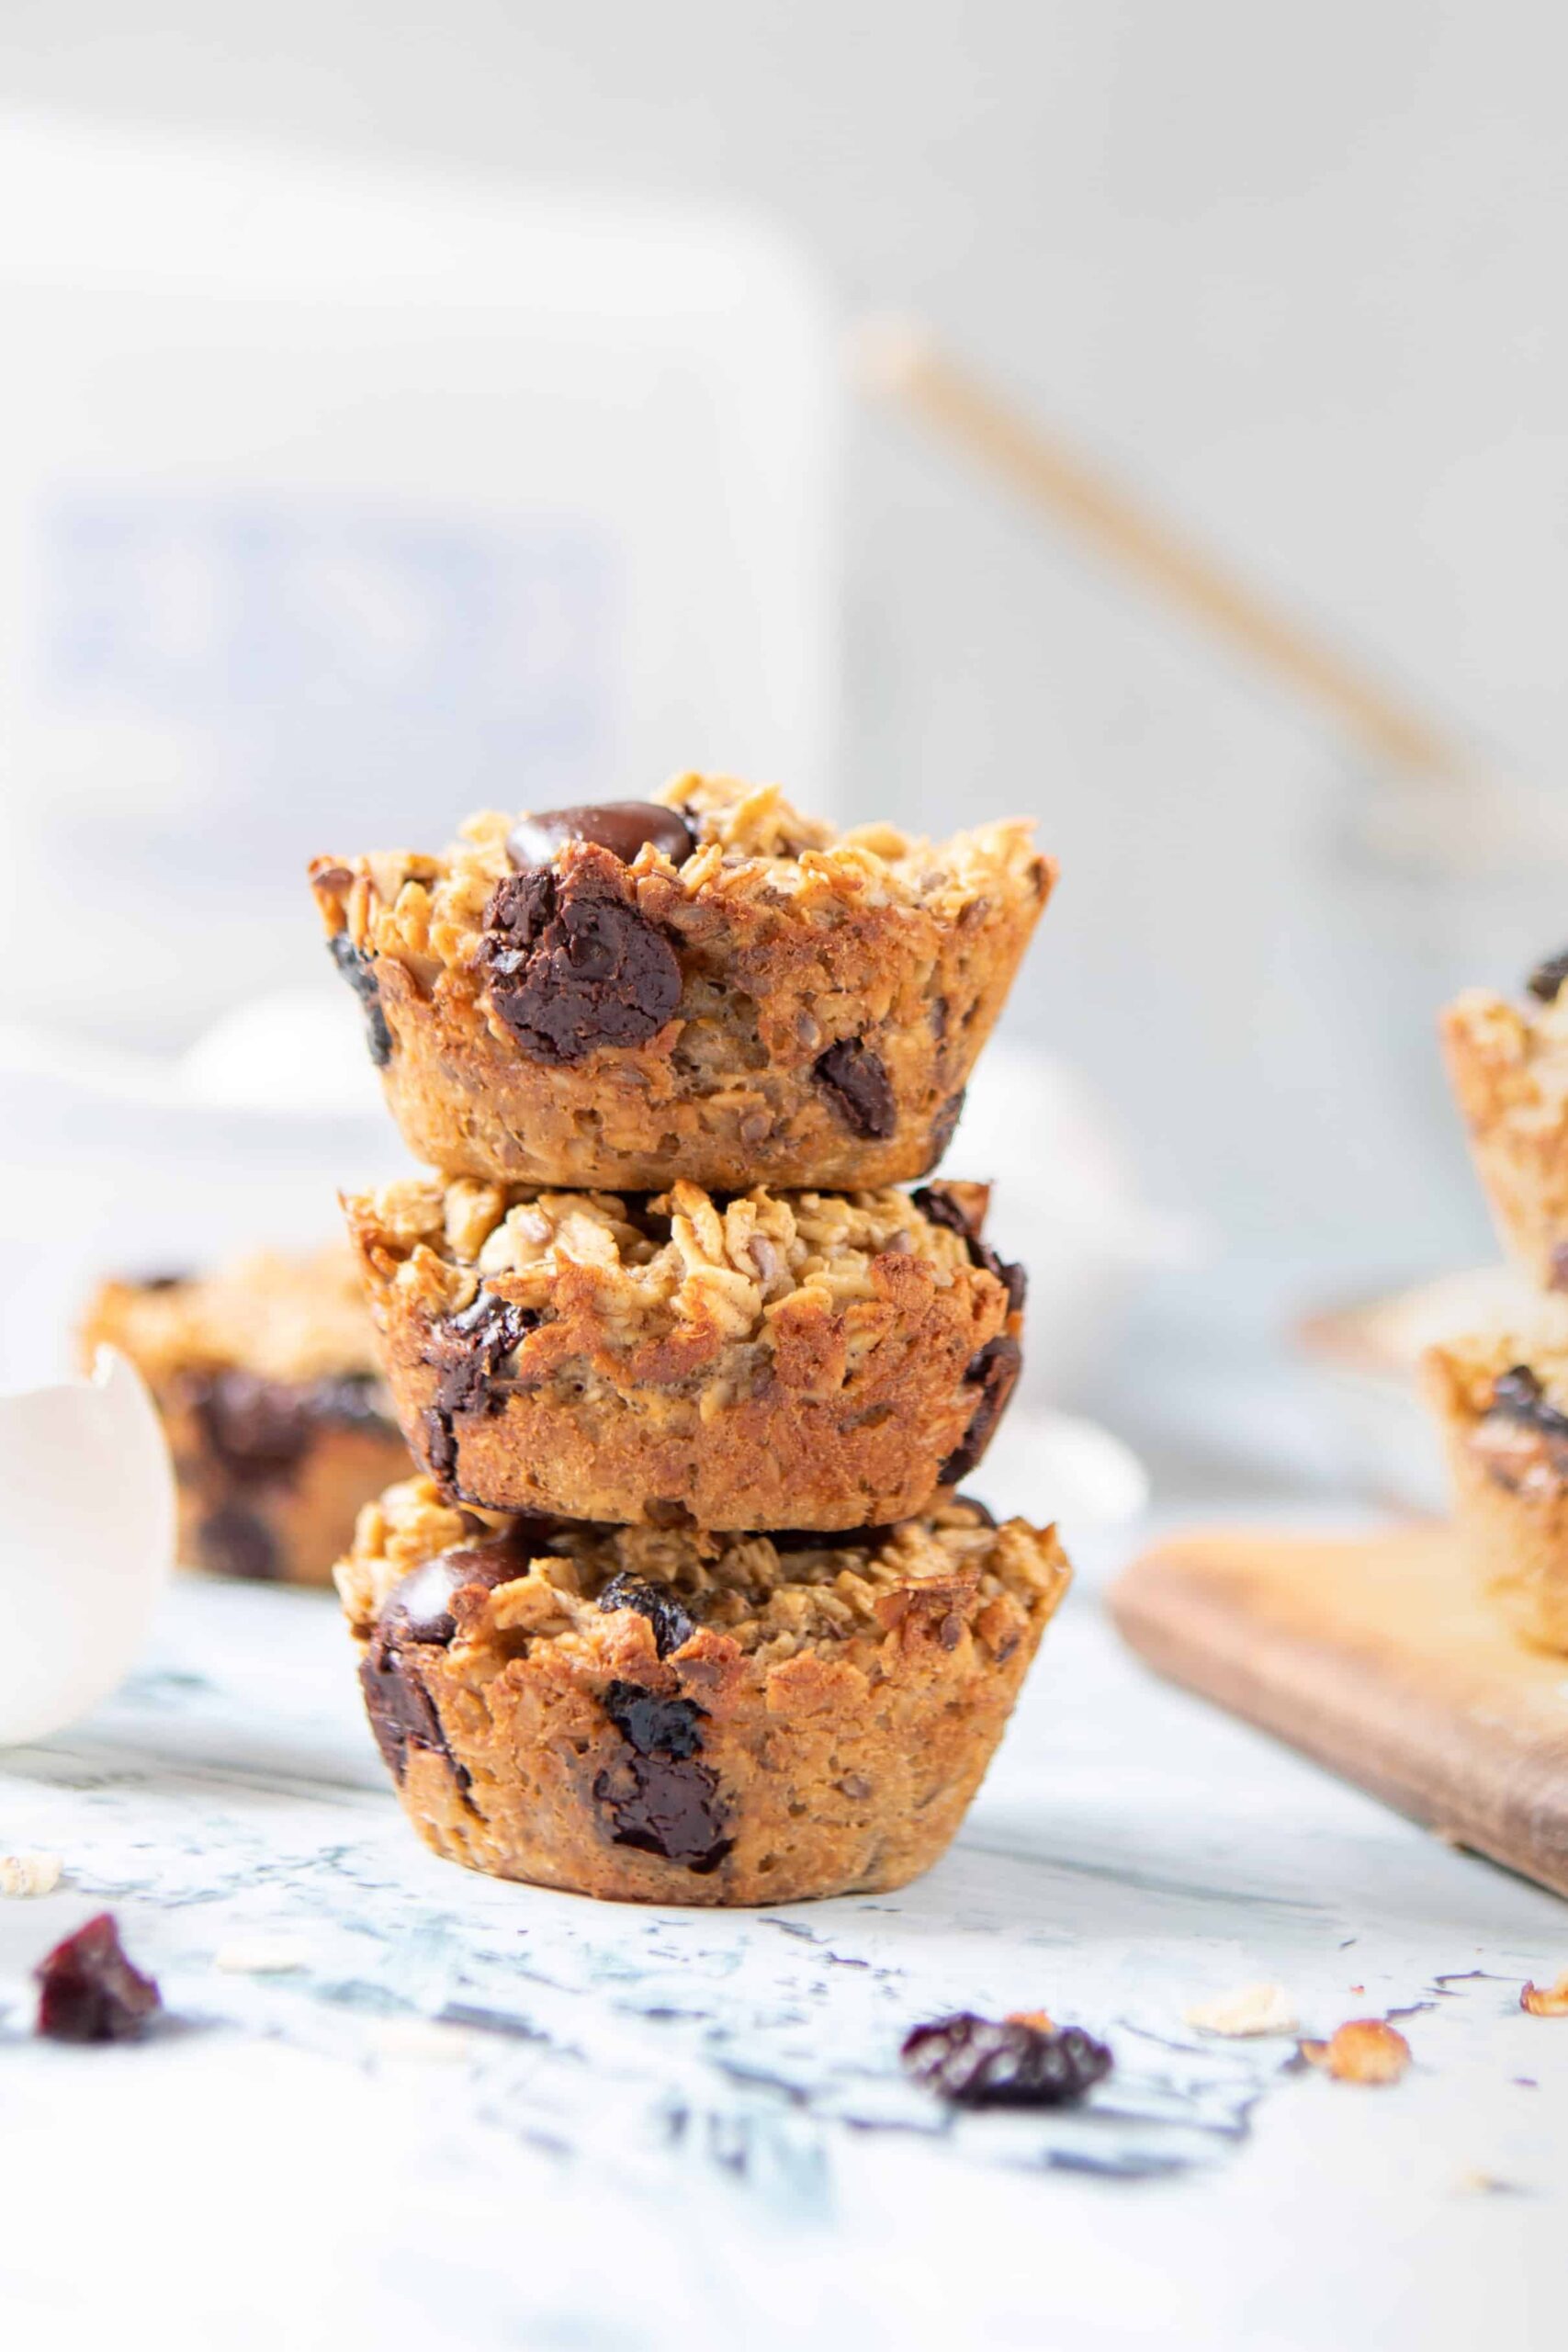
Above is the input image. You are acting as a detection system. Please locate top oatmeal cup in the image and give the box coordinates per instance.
[310,776,1053,1193]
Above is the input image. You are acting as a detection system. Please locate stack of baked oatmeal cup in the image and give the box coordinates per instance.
[311,777,1069,1903]
[1426,954,1568,1654]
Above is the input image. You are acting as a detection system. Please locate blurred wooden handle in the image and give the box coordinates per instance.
[853,318,1466,782]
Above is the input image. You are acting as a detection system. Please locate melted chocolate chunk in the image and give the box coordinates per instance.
[593,1679,731,1871]
[901,2013,1112,2108]
[912,1184,1027,1314]
[186,1368,390,1490]
[507,800,695,873]
[938,1337,1022,1486]
[419,1290,540,1492]
[926,1088,965,1166]
[814,1038,897,1140]
[379,1525,548,1646]
[35,1914,162,2044]
[196,1505,281,1581]
[139,1271,190,1293]
[1527,949,1568,1004]
[479,862,682,1064]
[953,1496,997,1528]
[1489,1365,1568,1442]
[328,932,393,1067]
[768,1524,897,1555]
[602,1680,706,1759]
[358,1633,458,1786]
[597,1574,698,1658]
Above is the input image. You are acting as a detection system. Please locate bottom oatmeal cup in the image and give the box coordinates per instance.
[336,1477,1070,1904]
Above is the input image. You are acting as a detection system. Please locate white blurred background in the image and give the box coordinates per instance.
[3,2,1566,1506]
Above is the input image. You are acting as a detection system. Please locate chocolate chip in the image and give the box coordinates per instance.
[186,1369,313,1484]
[421,1408,457,1486]
[814,1038,897,1140]
[938,1337,1022,1485]
[34,1914,162,2044]
[597,1574,698,1658]
[1527,949,1568,1003]
[901,2013,1113,2108]
[927,1089,965,1165]
[912,1185,1027,1314]
[379,1525,548,1646]
[594,1682,730,1871]
[479,860,682,1064]
[138,1271,190,1293]
[328,932,393,1067]
[507,801,695,873]
[195,1505,281,1581]
[1489,1365,1568,1442]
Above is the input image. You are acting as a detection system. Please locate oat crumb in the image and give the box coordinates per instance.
[213,1935,310,1975]
[1519,1972,1568,2017]
[1004,2008,1055,2032]
[368,2018,472,2064]
[1184,1983,1297,2038]
[0,1851,62,1898]
[1300,2018,1411,2084]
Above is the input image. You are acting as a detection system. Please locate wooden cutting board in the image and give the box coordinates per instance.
[1111,1524,1568,1901]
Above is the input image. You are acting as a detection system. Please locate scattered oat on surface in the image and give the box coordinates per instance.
[1184,1983,1298,2038]
[1519,1972,1568,2017]
[1004,2008,1055,2031]
[367,2018,473,2064]
[1300,2018,1411,2084]
[213,1936,310,1975]
[0,1852,62,1898]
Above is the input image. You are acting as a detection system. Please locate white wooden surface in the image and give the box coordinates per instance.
[1,1522,1563,2352]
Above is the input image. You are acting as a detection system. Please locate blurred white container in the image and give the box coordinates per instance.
[0,114,838,1046]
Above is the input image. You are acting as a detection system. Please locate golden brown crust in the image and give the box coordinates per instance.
[337,1477,1070,1905]
[342,1174,1023,1529]
[1424,1313,1568,1652]
[1441,989,1568,1291]
[81,1251,410,1585]
[310,775,1053,1191]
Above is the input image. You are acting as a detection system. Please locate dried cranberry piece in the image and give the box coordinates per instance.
[478,859,682,1064]
[507,801,694,872]
[814,1038,897,1140]
[597,1574,698,1658]
[900,2012,1112,2108]
[35,1913,162,2043]
[327,932,393,1067]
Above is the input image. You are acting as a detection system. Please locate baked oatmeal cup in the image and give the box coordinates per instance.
[337,1476,1070,1904]
[82,1248,410,1584]
[344,1174,1025,1530]
[1425,1313,1568,1653]
[310,777,1053,1193]
[1442,956,1568,1291]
